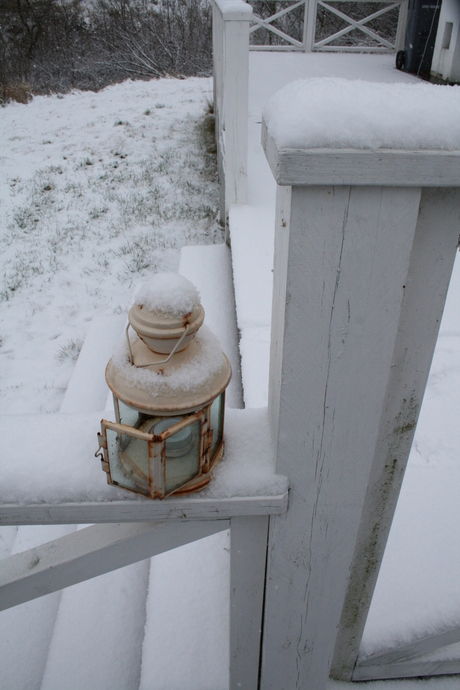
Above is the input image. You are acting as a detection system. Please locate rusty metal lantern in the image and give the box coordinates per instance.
[96,274,231,499]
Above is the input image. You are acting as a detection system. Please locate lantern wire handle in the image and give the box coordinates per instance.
[125,323,191,368]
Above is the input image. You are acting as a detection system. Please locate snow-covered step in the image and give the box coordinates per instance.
[0,315,126,689]
[38,314,150,689]
[179,243,243,409]
[229,204,274,409]
[138,244,242,689]
[60,314,127,414]
[0,315,147,689]
[0,525,77,690]
[139,530,230,690]
[0,312,120,688]
[40,552,150,690]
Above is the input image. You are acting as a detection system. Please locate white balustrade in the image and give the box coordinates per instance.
[260,95,460,687]
[431,0,460,84]
[212,0,252,226]
[247,0,408,53]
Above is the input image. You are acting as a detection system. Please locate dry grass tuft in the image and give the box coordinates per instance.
[1,82,33,105]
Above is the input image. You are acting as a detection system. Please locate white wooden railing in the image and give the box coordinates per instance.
[212,0,253,225]
[248,0,408,53]
[0,313,288,690]
[212,0,409,225]
[249,0,310,51]
[260,116,460,687]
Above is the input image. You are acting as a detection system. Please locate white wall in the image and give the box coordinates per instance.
[431,0,460,83]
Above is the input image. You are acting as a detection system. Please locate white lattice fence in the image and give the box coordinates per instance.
[248,0,408,52]
[249,0,309,50]
[314,0,407,52]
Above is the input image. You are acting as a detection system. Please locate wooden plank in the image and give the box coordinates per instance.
[357,626,460,668]
[331,188,460,680]
[259,183,459,689]
[316,0,403,3]
[213,0,253,21]
[317,0,403,3]
[0,493,289,525]
[314,45,394,52]
[249,0,306,32]
[353,658,460,681]
[395,0,408,52]
[249,45,304,52]
[223,17,250,218]
[0,520,229,611]
[250,15,303,48]
[262,125,460,187]
[304,0,317,51]
[230,516,269,690]
[268,185,292,446]
[212,0,252,221]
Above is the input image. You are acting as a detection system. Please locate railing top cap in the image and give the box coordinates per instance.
[0,409,288,514]
[213,0,252,20]
[263,79,460,153]
[262,79,460,187]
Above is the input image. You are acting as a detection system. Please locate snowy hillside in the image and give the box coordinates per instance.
[0,77,222,415]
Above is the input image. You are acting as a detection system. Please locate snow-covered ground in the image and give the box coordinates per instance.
[0,77,222,415]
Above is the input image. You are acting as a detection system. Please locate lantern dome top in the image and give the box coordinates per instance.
[134,273,200,317]
[129,273,205,355]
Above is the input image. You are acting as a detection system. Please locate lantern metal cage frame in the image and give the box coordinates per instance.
[96,391,226,500]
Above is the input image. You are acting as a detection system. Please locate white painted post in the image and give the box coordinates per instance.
[304,0,317,51]
[431,0,460,84]
[230,516,269,690]
[395,0,409,53]
[261,125,460,688]
[212,0,252,227]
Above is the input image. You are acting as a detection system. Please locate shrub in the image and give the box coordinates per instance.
[0,0,214,96]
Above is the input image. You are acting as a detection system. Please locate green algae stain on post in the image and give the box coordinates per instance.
[330,394,421,680]
[392,396,419,438]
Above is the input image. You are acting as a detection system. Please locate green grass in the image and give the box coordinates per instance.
[0,96,222,303]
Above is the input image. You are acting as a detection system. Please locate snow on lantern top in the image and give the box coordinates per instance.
[110,324,230,405]
[262,78,460,151]
[134,273,201,316]
[129,273,205,356]
[105,273,231,415]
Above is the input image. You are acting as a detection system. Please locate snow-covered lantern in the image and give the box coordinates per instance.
[96,274,231,499]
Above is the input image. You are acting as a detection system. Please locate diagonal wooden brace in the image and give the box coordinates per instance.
[0,520,229,612]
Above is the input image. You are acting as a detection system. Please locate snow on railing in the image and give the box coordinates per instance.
[212,0,252,225]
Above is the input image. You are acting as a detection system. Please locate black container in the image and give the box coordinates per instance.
[396,0,442,78]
